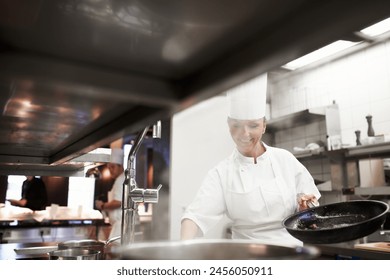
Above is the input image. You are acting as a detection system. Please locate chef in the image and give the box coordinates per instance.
[95,148,125,240]
[180,73,321,247]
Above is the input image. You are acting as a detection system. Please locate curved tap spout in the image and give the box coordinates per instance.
[121,124,163,246]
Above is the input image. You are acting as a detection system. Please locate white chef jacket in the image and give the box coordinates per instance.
[182,143,321,247]
[107,172,125,239]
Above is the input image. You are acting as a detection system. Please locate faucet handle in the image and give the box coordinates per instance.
[143,184,162,203]
[130,184,162,204]
[152,121,162,138]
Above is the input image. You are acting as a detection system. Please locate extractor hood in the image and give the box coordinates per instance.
[1,0,390,176]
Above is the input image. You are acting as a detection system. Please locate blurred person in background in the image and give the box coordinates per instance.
[8,176,48,211]
[95,148,124,240]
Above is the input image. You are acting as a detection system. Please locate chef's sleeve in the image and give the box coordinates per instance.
[181,168,227,235]
[295,160,321,200]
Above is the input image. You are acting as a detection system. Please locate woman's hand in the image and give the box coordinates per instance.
[297,193,319,211]
[95,200,104,210]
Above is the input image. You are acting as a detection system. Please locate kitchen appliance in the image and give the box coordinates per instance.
[116,239,320,260]
[282,200,389,244]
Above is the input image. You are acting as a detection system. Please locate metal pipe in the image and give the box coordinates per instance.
[120,123,162,246]
[152,120,162,138]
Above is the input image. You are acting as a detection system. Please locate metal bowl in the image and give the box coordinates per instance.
[48,248,101,260]
[116,239,320,260]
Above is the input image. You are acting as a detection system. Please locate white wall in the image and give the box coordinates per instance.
[170,95,234,240]
[68,177,95,209]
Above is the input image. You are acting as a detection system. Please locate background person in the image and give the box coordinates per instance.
[8,176,48,211]
[95,148,125,240]
[180,74,321,247]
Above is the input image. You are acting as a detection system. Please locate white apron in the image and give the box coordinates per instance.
[107,189,121,239]
[225,150,302,247]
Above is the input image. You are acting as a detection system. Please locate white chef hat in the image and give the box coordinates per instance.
[227,73,267,120]
[110,148,124,165]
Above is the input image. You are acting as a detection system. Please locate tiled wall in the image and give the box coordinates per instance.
[299,157,331,187]
[269,39,390,147]
[270,119,328,152]
[264,119,331,186]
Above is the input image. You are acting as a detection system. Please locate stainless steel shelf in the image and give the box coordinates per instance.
[354,187,390,196]
[293,149,326,160]
[326,142,390,161]
[346,142,390,158]
[267,109,325,132]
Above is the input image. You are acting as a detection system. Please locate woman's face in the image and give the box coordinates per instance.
[227,117,266,157]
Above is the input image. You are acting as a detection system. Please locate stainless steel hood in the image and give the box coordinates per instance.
[1,0,390,176]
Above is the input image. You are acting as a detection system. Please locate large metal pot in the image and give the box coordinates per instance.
[58,236,121,259]
[58,239,106,259]
[14,236,120,259]
[116,239,320,260]
[282,200,389,244]
[48,248,100,260]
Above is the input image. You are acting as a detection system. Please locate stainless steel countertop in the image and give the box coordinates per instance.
[1,240,389,260]
[0,241,57,260]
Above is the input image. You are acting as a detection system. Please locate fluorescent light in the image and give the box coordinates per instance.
[361,17,390,37]
[283,40,358,70]
[281,17,390,71]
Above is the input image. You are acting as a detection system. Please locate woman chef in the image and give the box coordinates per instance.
[180,74,321,247]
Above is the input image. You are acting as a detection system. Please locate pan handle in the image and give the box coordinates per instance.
[14,245,58,255]
[105,235,121,246]
[297,193,319,209]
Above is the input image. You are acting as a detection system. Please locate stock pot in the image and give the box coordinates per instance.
[14,236,120,259]
[48,248,100,260]
[57,239,106,259]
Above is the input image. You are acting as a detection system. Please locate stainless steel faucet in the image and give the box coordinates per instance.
[120,121,162,246]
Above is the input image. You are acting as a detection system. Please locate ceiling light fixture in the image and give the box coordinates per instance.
[282,17,390,71]
[360,17,390,37]
[282,40,358,70]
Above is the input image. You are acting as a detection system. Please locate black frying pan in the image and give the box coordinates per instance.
[282,200,389,244]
